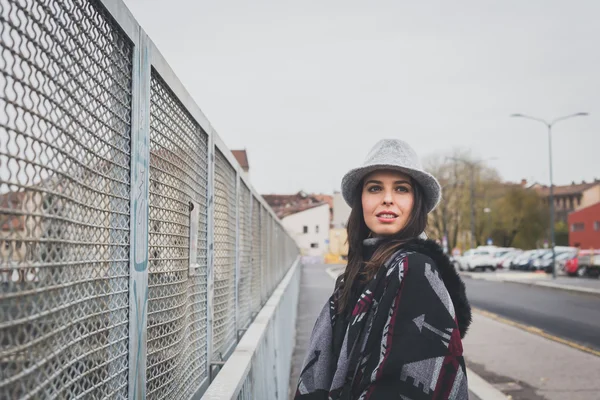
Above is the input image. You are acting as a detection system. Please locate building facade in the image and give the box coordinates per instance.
[279,203,330,256]
[263,192,333,257]
[568,202,600,249]
[332,191,351,228]
[533,180,600,224]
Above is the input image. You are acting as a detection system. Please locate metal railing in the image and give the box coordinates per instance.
[201,259,301,400]
[0,0,299,398]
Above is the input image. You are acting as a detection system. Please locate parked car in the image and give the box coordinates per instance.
[454,246,516,272]
[488,248,518,269]
[511,249,549,270]
[497,249,523,269]
[460,248,499,272]
[531,247,577,272]
[565,249,600,277]
[453,249,473,271]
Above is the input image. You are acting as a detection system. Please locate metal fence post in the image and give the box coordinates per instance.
[206,137,216,381]
[235,173,241,339]
[128,28,151,400]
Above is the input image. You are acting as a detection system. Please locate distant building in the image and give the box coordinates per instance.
[231,149,250,180]
[329,228,348,258]
[263,192,332,256]
[332,192,351,228]
[531,180,600,224]
[568,202,600,249]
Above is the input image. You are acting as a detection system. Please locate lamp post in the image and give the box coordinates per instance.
[510,112,589,279]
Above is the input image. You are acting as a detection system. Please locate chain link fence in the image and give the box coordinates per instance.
[0,0,299,398]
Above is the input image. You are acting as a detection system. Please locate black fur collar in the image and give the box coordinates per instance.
[403,238,472,338]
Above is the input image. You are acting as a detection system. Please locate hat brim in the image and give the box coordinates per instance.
[341,164,441,213]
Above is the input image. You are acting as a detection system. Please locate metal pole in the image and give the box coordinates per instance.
[510,112,589,279]
[470,165,476,249]
[548,124,557,279]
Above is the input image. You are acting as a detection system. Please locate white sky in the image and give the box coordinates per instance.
[122,0,599,195]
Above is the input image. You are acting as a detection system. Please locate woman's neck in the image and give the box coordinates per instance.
[362,237,387,261]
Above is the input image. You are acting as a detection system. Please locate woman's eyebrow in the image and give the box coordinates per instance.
[364,179,412,186]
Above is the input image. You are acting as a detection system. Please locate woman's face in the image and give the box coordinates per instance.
[361,170,415,237]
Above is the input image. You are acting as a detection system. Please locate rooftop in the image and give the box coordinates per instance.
[263,191,333,219]
[231,150,249,171]
[532,180,600,197]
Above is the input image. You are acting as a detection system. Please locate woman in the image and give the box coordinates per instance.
[295,139,472,400]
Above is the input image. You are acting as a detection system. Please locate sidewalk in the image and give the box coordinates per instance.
[289,263,504,399]
[464,310,600,400]
[289,263,336,399]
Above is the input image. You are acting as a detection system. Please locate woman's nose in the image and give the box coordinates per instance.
[382,190,393,205]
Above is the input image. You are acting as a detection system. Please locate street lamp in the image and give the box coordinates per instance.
[510,112,589,279]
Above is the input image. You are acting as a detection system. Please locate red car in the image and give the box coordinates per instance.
[565,250,600,277]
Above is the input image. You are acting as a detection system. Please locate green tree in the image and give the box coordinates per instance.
[493,187,549,249]
[554,221,569,246]
[425,151,501,250]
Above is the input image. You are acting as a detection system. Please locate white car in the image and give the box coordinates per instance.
[459,249,498,272]
[497,250,523,269]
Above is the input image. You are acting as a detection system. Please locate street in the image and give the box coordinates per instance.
[463,277,600,351]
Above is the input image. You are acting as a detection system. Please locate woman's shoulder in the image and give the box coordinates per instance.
[391,238,473,338]
[395,238,452,272]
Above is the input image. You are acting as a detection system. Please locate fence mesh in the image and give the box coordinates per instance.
[212,149,237,360]
[0,0,298,398]
[250,197,262,313]
[268,217,275,294]
[0,0,133,398]
[237,182,252,330]
[146,71,209,398]
[260,206,269,304]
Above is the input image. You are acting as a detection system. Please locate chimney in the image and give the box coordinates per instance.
[231,150,250,173]
[520,179,527,187]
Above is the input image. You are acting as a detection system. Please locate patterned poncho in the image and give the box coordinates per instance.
[295,239,472,400]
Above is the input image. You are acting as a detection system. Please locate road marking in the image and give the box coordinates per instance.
[474,307,600,358]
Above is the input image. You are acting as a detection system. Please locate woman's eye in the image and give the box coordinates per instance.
[396,186,409,193]
[367,186,381,193]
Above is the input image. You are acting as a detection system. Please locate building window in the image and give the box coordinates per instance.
[595,221,600,231]
[310,243,319,249]
[571,223,585,232]
[303,226,308,234]
[315,225,319,233]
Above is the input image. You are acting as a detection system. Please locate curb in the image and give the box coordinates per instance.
[326,266,508,399]
[467,368,509,400]
[460,272,600,298]
[503,279,600,297]
[474,307,600,358]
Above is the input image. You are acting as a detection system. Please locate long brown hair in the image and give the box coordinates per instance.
[337,176,428,314]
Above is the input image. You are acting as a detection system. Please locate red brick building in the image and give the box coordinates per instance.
[568,202,600,249]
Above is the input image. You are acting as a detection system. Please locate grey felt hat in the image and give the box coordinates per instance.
[341,139,442,213]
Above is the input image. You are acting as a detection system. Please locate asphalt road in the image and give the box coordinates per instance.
[463,277,600,351]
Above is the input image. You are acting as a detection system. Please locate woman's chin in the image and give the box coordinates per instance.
[371,226,402,237]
